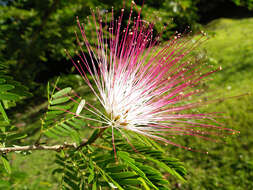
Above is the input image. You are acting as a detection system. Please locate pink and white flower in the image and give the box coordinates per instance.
[66,5,238,152]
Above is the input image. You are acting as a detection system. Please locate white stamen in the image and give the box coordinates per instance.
[76,99,86,115]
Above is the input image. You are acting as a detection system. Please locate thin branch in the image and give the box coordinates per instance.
[0,136,111,154]
[0,143,77,154]
[77,128,107,150]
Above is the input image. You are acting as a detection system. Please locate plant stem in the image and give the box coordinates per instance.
[76,128,106,150]
[0,143,77,153]
[0,131,111,154]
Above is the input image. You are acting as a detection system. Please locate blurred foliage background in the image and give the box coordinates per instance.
[0,0,253,189]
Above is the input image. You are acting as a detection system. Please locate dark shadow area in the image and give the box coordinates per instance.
[197,0,253,24]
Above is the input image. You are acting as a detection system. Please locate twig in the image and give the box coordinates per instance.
[0,143,77,154]
[0,134,111,154]
[1,126,108,154]
[77,128,106,150]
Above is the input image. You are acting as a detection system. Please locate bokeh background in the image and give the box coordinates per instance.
[0,0,253,189]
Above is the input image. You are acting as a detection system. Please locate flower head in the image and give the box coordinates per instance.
[66,5,238,152]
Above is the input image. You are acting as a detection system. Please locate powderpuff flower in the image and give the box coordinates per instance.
[65,5,238,153]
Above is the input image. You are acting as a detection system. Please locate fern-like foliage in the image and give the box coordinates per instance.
[41,83,85,144]
[53,130,186,189]
[0,63,30,174]
[0,63,30,143]
[41,81,102,144]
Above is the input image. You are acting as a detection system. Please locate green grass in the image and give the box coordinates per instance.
[4,17,253,189]
[205,18,253,88]
[169,18,253,190]
[6,151,59,190]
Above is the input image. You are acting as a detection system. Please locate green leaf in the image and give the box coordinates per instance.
[110,171,138,179]
[138,178,151,190]
[70,130,81,143]
[105,165,128,173]
[44,130,60,139]
[117,151,135,163]
[60,123,75,132]
[65,171,80,182]
[46,110,65,115]
[92,182,97,190]
[51,97,70,105]
[97,165,124,190]
[66,120,82,129]
[0,102,9,123]
[52,87,72,99]
[11,84,31,97]
[48,104,73,111]
[119,178,142,185]
[7,133,27,141]
[88,169,95,183]
[52,125,69,136]
[0,84,14,91]
[0,92,20,100]
[63,176,79,190]
[47,82,50,101]
[124,185,143,190]
[148,138,165,153]
[0,79,6,84]
[1,156,11,174]
[118,151,158,190]
[146,156,186,182]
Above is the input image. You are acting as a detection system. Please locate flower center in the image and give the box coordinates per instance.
[110,114,129,128]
